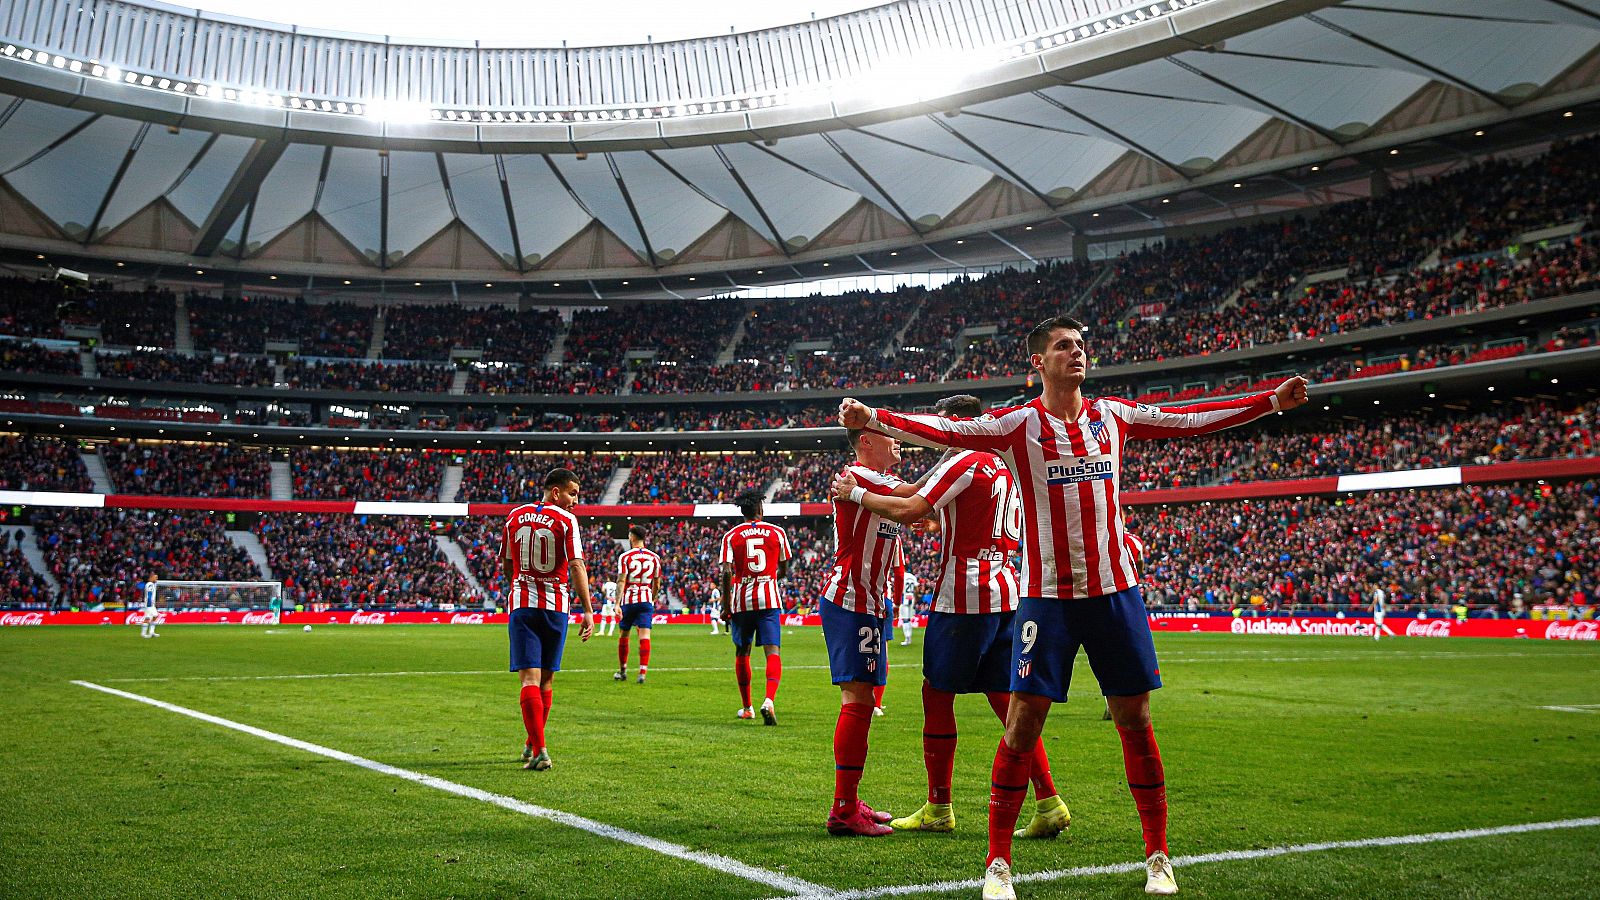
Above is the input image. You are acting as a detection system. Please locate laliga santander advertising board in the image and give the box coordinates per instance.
[3,609,1596,640]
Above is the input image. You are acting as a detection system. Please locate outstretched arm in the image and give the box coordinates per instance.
[1119,377,1310,440]
[839,398,1015,453]
[831,472,934,524]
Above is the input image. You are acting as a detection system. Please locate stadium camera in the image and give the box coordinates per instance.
[52,266,89,286]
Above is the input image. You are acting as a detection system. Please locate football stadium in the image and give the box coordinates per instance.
[2,0,1598,896]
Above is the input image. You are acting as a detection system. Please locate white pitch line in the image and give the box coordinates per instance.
[71,680,834,897]
[1539,704,1600,713]
[787,816,1600,899]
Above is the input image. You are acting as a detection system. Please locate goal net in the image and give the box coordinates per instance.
[154,580,283,624]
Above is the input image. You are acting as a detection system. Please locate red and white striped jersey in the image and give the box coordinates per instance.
[617,547,663,606]
[822,465,907,618]
[503,502,585,613]
[720,520,792,613]
[915,450,1021,614]
[871,392,1280,600]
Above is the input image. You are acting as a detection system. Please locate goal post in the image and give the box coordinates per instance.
[154,580,284,624]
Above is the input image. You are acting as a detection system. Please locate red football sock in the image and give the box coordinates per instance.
[872,684,885,707]
[764,654,782,702]
[519,685,545,751]
[639,637,651,671]
[1117,724,1168,856]
[617,635,630,668]
[986,692,1057,800]
[833,701,875,811]
[735,655,752,708]
[540,687,553,733]
[922,683,958,805]
[987,738,1033,867]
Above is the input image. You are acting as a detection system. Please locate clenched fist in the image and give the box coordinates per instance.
[838,398,872,429]
[1276,375,1310,411]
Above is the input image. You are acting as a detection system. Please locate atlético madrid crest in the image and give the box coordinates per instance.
[1089,420,1107,443]
[1016,658,1032,679]
[866,658,877,673]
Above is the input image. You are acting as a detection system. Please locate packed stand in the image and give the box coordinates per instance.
[190,296,372,357]
[1126,480,1598,615]
[283,359,453,393]
[99,441,273,498]
[0,435,92,492]
[95,351,274,386]
[0,277,68,338]
[64,287,176,349]
[565,299,743,368]
[456,452,620,504]
[469,362,621,395]
[739,289,916,365]
[290,448,447,501]
[33,509,258,609]
[619,452,785,504]
[256,513,478,608]
[0,340,79,375]
[903,259,1099,358]
[381,305,561,363]
[0,532,53,609]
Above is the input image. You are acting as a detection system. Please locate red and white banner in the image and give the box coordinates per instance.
[1150,615,1598,640]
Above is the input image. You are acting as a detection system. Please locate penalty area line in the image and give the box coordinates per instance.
[784,815,1600,899]
[70,680,835,898]
[101,664,834,683]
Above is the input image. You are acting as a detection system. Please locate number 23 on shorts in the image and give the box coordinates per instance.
[857,626,882,655]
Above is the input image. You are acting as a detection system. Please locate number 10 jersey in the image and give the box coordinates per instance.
[503,502,585,613]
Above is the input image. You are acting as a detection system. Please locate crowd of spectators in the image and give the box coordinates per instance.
[456,452,620,504]
[257,513,478,608]
[469,362,622,395]
[190,296,372,357]
[282,359,454,393]
[0,531,53,609]
[381,305,561,363]
[1,340,79,375]
[99,441,272,498]
[32,508,258,609]
[95,351,274,386]
[65,288,176,349]
[1127,479,1598,616]
[0,278,68,339]
[0,435,92,492]
[619,452,787,504]
[565,300,743,367]
[291,448,447,501]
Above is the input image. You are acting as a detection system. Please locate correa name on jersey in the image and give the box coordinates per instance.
[504,502,583,613]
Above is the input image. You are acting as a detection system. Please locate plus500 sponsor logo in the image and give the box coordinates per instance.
[1545,620,1599,641]
[1046,459,1113,485]
[1229,617,1375,637]
[0,612,44,626]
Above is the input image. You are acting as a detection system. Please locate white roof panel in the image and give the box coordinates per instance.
[716,143,860,246]
[4,116,141,234]
[247,143,324,247]
[652,145,783,245]
[547,154,648,258]
[317,147,382,259]
[165,134,254,228]
[384,151,453,259]
[501,155,594,261]
[1177,50,1429,134]
[827,129,994,223]
[443,154,518,259]
[610,151,728,258]
[945,114,1127,196]
[1040,85,1271,170]
[96,127,214,235]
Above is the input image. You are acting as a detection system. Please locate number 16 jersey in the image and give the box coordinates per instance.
[503,502,584,613]
[915,450,1020,614]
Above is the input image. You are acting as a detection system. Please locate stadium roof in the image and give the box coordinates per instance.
[1,0,1599,294]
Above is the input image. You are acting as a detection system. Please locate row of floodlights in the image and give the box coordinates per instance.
[3,3,1208,123]
[1000,0,1208,58]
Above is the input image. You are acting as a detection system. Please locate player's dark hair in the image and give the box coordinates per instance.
[934,394,982,418]
[736,490,764,520]
[1027,315,1087,355]
[544,468,579,489]
[627,525,646,541]
[846,428,867,450]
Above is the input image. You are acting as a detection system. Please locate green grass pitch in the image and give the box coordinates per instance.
[3,624,1598,898]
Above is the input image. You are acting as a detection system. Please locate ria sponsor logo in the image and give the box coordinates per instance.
[449,613,486,625]
[0,612,45,626]
[1545,620,1598,641]
[1046,458,1113,485]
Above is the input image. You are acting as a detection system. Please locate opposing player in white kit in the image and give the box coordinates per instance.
[600,579,620,636]
[139,573,160,638]
[1371,584,1387,641]
[898,573,920,646]
[708,586,723,635]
